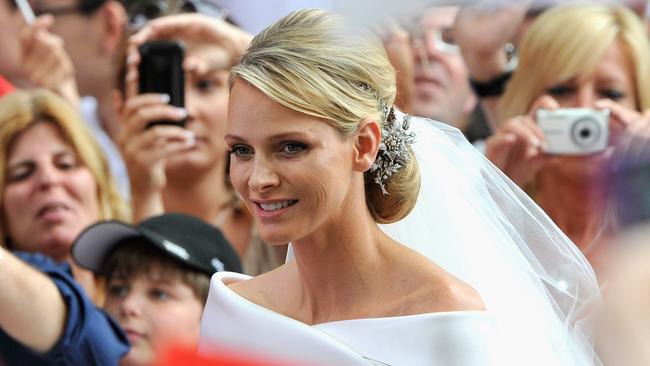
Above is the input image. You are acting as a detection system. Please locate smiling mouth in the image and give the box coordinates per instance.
[257,200,298,212]
[37,203,69,218]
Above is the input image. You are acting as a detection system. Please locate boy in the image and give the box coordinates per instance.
[72,213,242,366]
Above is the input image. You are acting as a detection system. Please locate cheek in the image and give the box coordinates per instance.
[229,162,249,196]
[102,299,121,320]
[149,303,203,347]
[2,185,29,224]
[73,171,100,214]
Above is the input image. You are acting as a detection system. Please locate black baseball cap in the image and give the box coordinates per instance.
[72,213,242,276]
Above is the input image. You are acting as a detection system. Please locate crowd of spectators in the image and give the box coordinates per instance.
[1,0,650,365]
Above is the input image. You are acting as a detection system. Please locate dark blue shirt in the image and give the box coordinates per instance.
[0,252,129,366]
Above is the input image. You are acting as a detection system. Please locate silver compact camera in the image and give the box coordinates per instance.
[536,108,609,155]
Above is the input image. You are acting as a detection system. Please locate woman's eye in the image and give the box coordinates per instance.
[55,154,79,170]
[600,89,625,101]
[6,165,32,182]
[281,142,307,154]
[196,79,214,91]
[107,284,129,298]
[546,85,574,97]
[230,145,253,158]
[150,288,170,300]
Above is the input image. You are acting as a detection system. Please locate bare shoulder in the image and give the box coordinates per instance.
[389,247,486,315]
[227,263,298,312]
[424,272,486,312]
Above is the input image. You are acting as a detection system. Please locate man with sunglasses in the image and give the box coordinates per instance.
[385,6,488,143]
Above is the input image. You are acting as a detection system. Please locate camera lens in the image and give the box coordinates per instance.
[571,117,602,148]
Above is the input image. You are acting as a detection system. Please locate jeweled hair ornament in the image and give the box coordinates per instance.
[370,104,416,195]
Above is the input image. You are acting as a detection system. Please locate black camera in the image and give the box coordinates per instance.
[138,40,185,128]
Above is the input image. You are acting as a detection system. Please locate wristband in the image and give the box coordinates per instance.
[469,71,513,98]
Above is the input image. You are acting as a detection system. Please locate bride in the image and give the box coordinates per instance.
[131,8,601,365]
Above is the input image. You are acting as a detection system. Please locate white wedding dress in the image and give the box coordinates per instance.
[199,272,502,366]
[199,115,602,366]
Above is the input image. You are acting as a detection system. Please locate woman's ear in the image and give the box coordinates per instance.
[353,118,381,172]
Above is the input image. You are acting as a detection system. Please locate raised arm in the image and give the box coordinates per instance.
[0,247,66,353]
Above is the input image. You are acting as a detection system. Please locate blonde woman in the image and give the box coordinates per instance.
[131,9,602,365]
[0,89,130,365]
[485,4,650,269]
[0,89,128,281]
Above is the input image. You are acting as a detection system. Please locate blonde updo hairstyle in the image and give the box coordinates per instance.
[500,4,650,121]
[0,89,130,245]
[230,9,420,224]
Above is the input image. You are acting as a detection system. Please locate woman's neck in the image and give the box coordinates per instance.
[536,170,610,251]
[290,193,394,324]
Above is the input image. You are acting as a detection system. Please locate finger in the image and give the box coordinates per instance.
[528,95,560,120]
[124,45,141,100]
[486,132,517,168]
[123,93,173,117]
[520,116,546,144]
[122,127,194,159]
[594,99,641,128]
[503,116,544,148]
[130,14,251,56]
[122,103,187,134]
[132,140,196,169]
[29,55,59,87]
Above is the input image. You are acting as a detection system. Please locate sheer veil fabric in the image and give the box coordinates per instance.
[376,111,602,365]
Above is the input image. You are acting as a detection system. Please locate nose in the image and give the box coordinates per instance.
[576,85,596,108]
[413,30,445,67]
[35,163,62,191]
[248,157,280,193]
[120,292,143,319]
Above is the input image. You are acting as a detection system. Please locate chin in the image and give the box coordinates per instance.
[166,154,214,174]
[257,226,296,246]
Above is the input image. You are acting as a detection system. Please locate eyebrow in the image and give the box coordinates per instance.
[6,149,74,169]
[225,131,313,143]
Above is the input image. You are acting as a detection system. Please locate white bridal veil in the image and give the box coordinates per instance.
[379,112,602,365]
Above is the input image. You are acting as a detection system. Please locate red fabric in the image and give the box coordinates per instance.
[155,345,303,366]
[0,76,15,97]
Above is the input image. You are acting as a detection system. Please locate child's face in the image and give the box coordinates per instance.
[104,270,204,366]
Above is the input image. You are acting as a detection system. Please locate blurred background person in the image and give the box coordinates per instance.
[2,0,130,198]
[382,6,488,144]
[483,4,650,270]
[0,88,129,365]
[118,5,285,275]
[0,88,128,296]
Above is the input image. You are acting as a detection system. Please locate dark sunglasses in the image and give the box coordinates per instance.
[127,0,227,30]
[33,0,107,16]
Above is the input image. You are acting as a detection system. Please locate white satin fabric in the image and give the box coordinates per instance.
[199,272,501,366]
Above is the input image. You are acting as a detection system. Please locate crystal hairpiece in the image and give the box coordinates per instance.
[358,83,416,194]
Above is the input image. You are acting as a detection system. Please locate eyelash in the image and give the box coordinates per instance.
[546,85,626,101]
[280,142,307,154]
[229,142,308,158]
[229,145,253,158]
[6,155,79,183]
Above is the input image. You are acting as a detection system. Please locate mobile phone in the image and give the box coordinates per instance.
[537,108,609,155]
[15,0,36,24]
[138,40,185,128]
